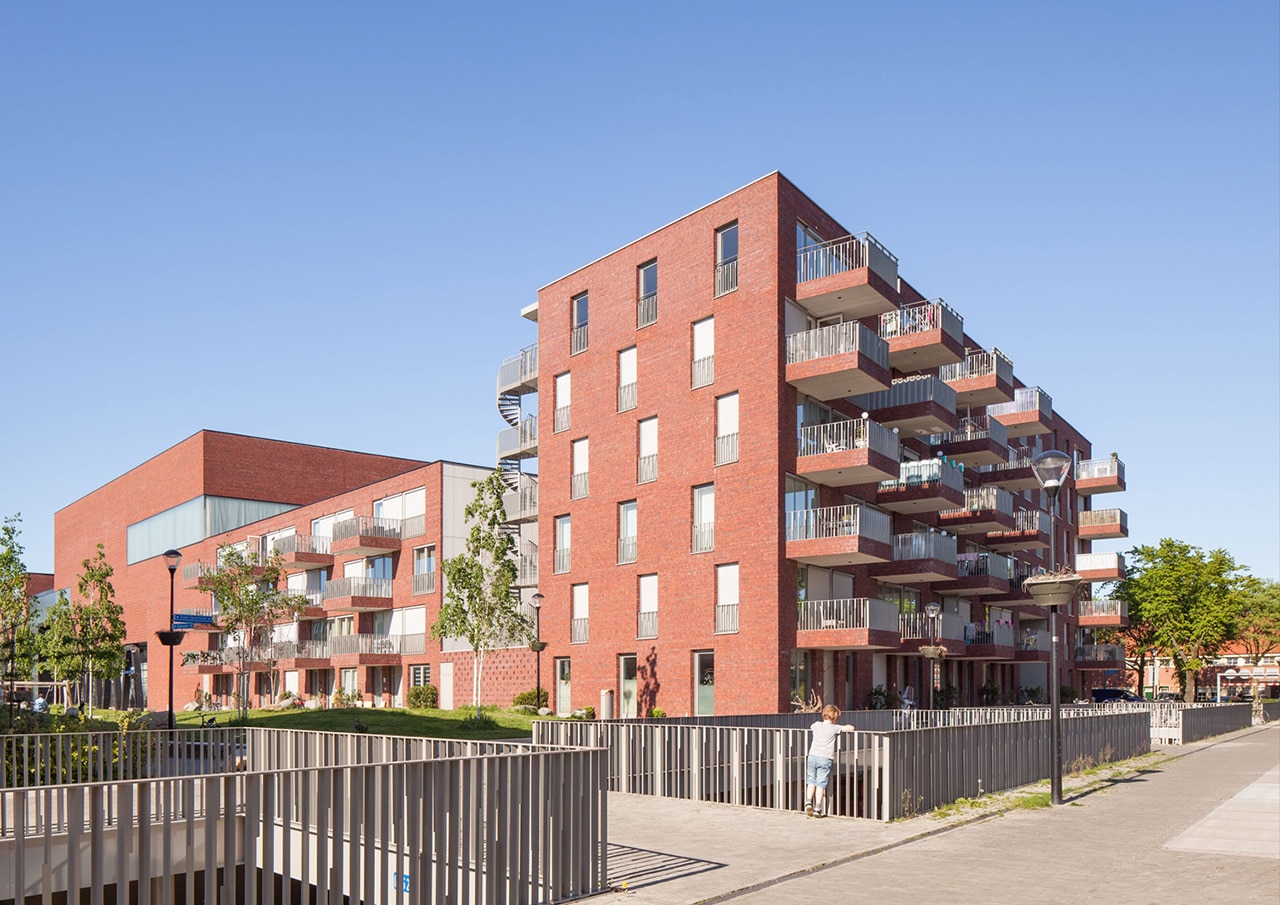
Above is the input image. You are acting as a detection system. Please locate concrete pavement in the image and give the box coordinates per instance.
[594,723,1280,904]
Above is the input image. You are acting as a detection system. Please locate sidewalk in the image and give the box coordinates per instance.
[594,723,1280,904]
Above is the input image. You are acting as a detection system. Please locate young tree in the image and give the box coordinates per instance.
[197,545,303,721]
[431,471,531,718]
[38,591,79,702]
[1095,587,1159,697]
[1235,578,1280,709]
[0,514,39,719]
[1115,539,1244,701]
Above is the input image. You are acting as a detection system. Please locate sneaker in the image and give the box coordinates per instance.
[805,804,814,817]
[813,811,826,819]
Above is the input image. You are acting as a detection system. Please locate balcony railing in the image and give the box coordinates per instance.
[1080,508,1128,531]
[976,446,1035,474]
[554,548,571,574]
[892,532,957,562]
[518,552,538,585]
[1019,630,1051,652]
[1076,456,1125,482]
[987,386,1052,419]
[503,478,538,522]
[637,291,658,328]
[965,622,1014,647]
[928,415,1009,449]
[497,417,538,458]
[715,433,739,465]
[691,523,715,554]
[715,258,738,296]
[322,577,393,600]
[618,382,637,413]
[271,534,331,557]
[795,232,898,286]
[798,417,900,461]
[1079,598,1128,619]
[878,458,966,493]
[570,324,589,355]
[785,504,893,545]
[637,610,657,639]
[571,472,589,500]
[400,515,426,539]
[879,299,963,341]
[714,603,739,634]
[797,598,898,632]
[637,454,657,484]
[571,617,589,644]
[329,633,426,657]
[956,551,1013,581]
[1010,509,1049,533]
[1011,559,1047,587]
[554,405,570,433]
[1076,551,1126,573]
[331,516,401,543]
[618,536,637,565]
[941,485,1015,517]
[1076,643,1126,662]
[785,321,890,370]
[938,348,1014,384]
[899,611,965,641]
[692,355,715,388]
[182,562,219,583]
[498,343,538,392]
[852,374,957,413]
[412,571,437,596]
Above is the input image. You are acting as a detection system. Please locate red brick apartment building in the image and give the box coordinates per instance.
[500,172,1131,717]
[51,431,538,712]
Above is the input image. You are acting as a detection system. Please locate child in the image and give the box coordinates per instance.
[805,704,856,817]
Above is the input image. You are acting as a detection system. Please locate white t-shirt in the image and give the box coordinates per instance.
[809,720,843,760]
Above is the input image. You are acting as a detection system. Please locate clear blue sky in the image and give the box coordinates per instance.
[2,2,1277,579]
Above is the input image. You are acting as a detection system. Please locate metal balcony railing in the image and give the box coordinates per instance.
[1007,509,1049,533]
[518,551,538,585]
[928,414,1009,449]
[503,477,538,521]
[714,258,738,296]
[637,610,657,640]
[899,611,965,641]
[1019,630,1051,652]
[785,321,890,370]
[691,523,715,554]
[1011,559,1047,587]
[570,617,589,644]
[785,504,893,545]
[329,633,422,657]
[965,622,1014,647]
[941,485,1015,517]
[554,548,571,574]
[1080,508,1127,530]
[271,534,331,557]
[692,355,715,388]
[332,516,402,543]
[637,454,657,484]
[554,405,570,433]
[1076,552,1126,573]
[498,417,539,458]
[571,472,589,500]
[1075,644,1126,662]
[618,536,637,565]
[1078,598,1128,619]
[637,291,658,328]
[618,382,637,413]
[322,577,393,600]
[852,374,957,413]
[182,562,219,583]
[412,572,436,596]
[879,299,963,342]
[795,232,898,286]
[570,324,589,355]
[715,433,739,465]
[714,603,739,634]
[878,458,966,493]
[938,348,1014,384]
[797,598,898,632]
[956,551,1013,581]
[798,417,900,461]
[497,343,538,392]
[987,386,1052,419]
[400,515,426,539]
[1076,456,1125,482]
[892,532,957,562]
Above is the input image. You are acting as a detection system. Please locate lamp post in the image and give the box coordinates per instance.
[1029,449,1076,806]
[530,592,546,711]
[157,549,185,732]
[924,602,941,709]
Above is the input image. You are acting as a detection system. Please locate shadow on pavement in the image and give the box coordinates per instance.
[607,843,727,890]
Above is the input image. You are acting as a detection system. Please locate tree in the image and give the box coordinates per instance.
[431,471,531,718]
[1235,578,1280,707]
[0,514,39,720]
[196,544,302,721]
[38,591,78,701]
[1095,587,1159,697]
[1115,539,1244,702]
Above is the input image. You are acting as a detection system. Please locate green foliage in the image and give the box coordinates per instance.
[351,719,369,734]
[1236,578,1280,667]
[461,705,499,730]
[512,687,548,708]
[1019,685,1043,704]
[979,681,1001,706]
[0,514,39,704]
[407,684,439,709]
[647,707,666,718]
[934,683,960,708]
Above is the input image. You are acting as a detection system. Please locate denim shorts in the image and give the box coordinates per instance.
[806,754,833,789]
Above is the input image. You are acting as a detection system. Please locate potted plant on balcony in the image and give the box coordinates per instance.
[1023,568,1084,608]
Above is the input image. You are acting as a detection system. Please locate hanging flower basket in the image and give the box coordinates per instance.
[1023,572,1084,608]
[920,645,945,659]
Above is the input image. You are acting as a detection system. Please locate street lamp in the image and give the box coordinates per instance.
[1029,448,1078,807]
[923,602,942,709]
[156,549,185,732]
[530,592,546,711]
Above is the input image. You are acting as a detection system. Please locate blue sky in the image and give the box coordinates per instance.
[2,2,1277,579]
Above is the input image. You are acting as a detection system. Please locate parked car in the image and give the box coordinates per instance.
[1091,688,1144,703]
[1154,692,1181,702]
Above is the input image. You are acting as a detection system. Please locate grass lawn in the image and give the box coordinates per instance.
[172,706,538,740]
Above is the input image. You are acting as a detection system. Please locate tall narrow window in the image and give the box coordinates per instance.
[715,222,739,296]
[571,584,589,644]
[715,563,740,634]
[571,438,589,500]
[637,260,658,327]
[638,417,658,484]
[692,484,715,553]
[554,372,571,433]
[637,573,658,639]
[715,392,739,465]
[618,500,638,564]
[554,515,571,573]
[692,317,715,388]
[618,346,637,412]
[412,545,436,595]
[571,292,589,355]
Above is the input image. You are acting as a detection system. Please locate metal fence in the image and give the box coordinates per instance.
[1067,702,1253,744]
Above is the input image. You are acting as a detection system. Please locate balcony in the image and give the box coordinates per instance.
[850,375,958,439]
[1004,559,1048,605]
[938,348,1015,407]
[1015,630,1052,662]
[961,622,1016,658]
[331,516,402,557]
[899,611,967,656]
[330,633,425,660]
[928,415,1009,467]
[554,548,571,574]
[876,458,965,514]
[182,561,219,589]
[571,617,589,644]
[502,475,538,524]
[637,610,657,640]
[571,472,589,500]
[1079,508,1128,540]
[975,447,1039,491]
[795,598,900,650]
[1075,644,1126,667]
[637,454,657,484]
[714,603,739,635]
[497,416,538,460]
[715,432,739,466]
[1076,551,1126,583]
[692,355,715,389]
[794,233,899,319]
[987,387,1053,438]
[618,382,637,413]
[868,532,958,583]
[322,576,394,613]
[938,486,1017,534]
[516,543,538,587]
[1076,456,1126,495]
[497,343,538,396]
[785,322,892,400]
[796,417,900,486]
[878,299,965,370]
[554,405,570,433]
[570,324,589,356]
[933,550,1013,597]
[618,536,637,565]
[411,571,437,596]
[715,258,738,297]
[291,589,327,621]
[1078,597,1130,628]
[785,503,893,567]
[984,509,1050,551]
[637,291,658,328]
[272,534,335,572]
[691,523,715,554]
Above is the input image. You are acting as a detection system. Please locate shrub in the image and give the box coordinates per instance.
[407,684,439,710]
[352,719,370,734]
[867,685,889,710]
[979,681,1001,706]
[647,706,666,719]
[512,687,549,708]
[583,705,595,720]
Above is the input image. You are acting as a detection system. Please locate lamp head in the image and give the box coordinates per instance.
[531,591,544,608]
[924,602,941,619]
[1031,450,1072,491]
[162,549,182,573]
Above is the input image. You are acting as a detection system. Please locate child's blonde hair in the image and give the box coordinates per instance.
[822,704,841,722]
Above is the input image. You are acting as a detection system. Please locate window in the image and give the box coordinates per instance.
[412,545,436,595]
[571,584,589,644]
[692,317,715,388]
[340,668,358,695]
[367,555,393,581]
[638,417,658,484]
[638,260,658,327]
[715,223,738,296]
[410,665,432,687]
[797,222,823,254]
[715,563,739,634]
[618,500,638,564]
[311,509,353,540]
[571,438,589,499]
[554,515,571,573]
[374,487,425,536]
[785,475,817,513]
[571,292,589,354]
[638,573,658,639]
[554,372,571,433]
[715,392,739,465]
[692,484,715,553]
[618,346,637,412]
